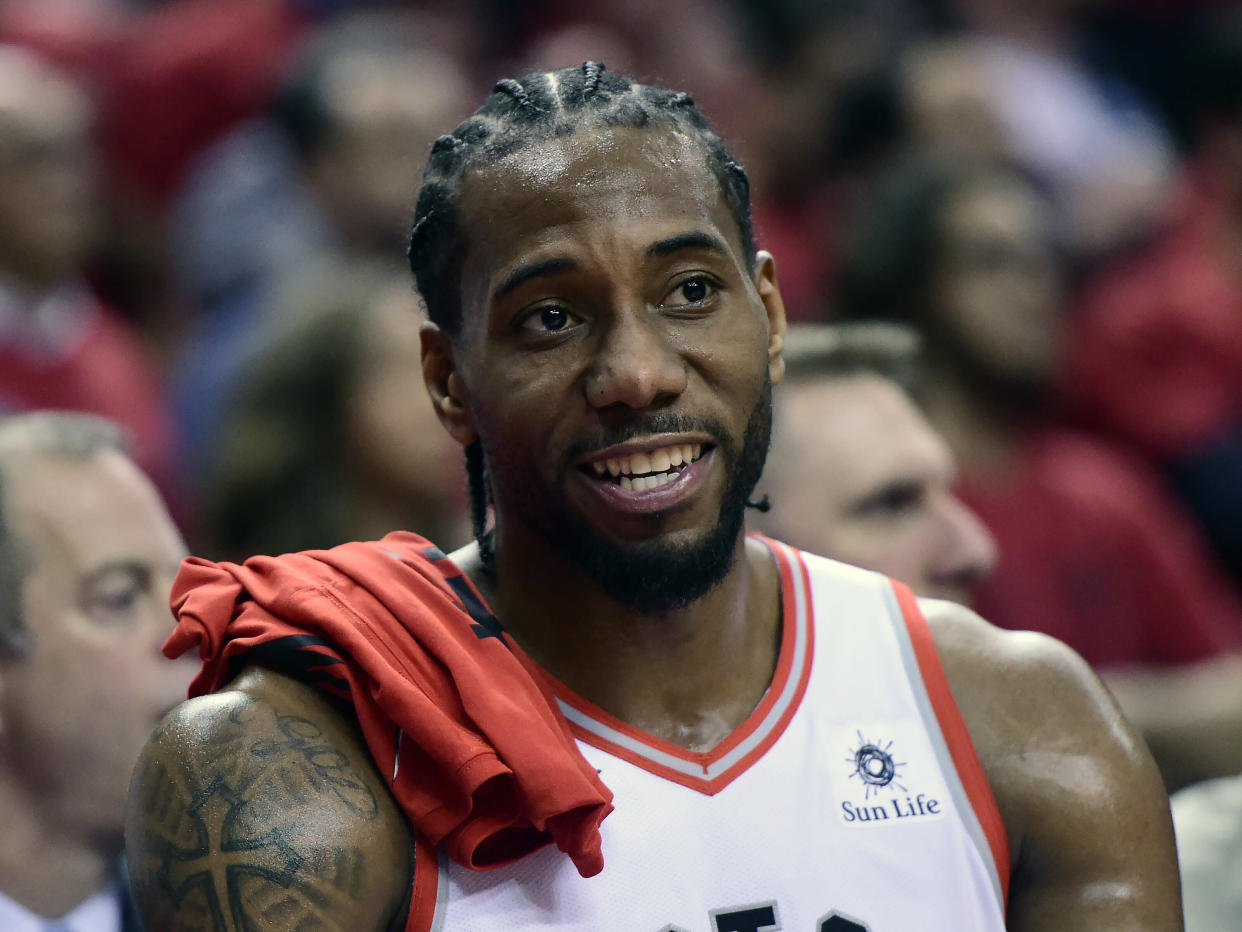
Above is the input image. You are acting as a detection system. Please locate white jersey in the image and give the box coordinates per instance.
[407,538,1009,931]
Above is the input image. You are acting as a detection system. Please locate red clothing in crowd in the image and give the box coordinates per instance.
[0,282,178,498]
[1065,166,1242,460]
[958,430,1242,670]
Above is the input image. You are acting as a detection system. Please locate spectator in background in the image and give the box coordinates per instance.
[754,322,996,605]
[0,45,180,507]
[836,153,1242,790]
[203,261,468,562]
[169,14,472,488]
[1065,9,1242,590]
[925,0,1175,257]
[0,411,193,931]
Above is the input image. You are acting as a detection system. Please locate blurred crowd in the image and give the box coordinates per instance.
[2,0,1242,925]
[3,0,1242,797]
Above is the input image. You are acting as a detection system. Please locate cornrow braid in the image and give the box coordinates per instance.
[492,77,544,115]
[464,439,494,571]
[408,62,758,566]
[581,60,604,98]
[407,61,756,339]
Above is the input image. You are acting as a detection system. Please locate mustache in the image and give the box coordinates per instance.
[562,413,731,463]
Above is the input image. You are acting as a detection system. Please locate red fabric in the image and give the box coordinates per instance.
[99,0,308,207]
[0,293,178,502]
[164,531,613,878]
[959,431,1242,669]
[1065,166,1242,459]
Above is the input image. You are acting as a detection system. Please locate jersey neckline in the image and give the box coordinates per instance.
[448,535,815,796]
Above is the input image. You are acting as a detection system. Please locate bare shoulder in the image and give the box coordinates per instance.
[918,598,1183,930]
[125,667,412,932]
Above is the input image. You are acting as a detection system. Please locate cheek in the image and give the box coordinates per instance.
[829,523,926,581]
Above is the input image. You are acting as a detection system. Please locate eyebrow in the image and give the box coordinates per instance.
[490,231,733,306]
[646,231,731,260]
[75,558,152,598]
[492,256,579,305]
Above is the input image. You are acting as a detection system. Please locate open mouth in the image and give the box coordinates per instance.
[581,442,707,491]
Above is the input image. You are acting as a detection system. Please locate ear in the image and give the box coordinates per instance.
[753,250,788,386]
[420,322,477,447]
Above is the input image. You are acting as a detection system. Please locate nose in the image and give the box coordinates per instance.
[929,495,998,601]
[584,309,687,410]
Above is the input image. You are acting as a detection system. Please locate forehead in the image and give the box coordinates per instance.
[778,375,951,494]
[455,126,738,297]
[6,450,183,573]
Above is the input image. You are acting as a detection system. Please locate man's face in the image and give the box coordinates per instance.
[437,126,785,611]
[0,450,193,846]
[759,373,996,604]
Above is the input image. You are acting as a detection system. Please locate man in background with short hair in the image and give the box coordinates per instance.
[754,322,997,605]
[0,411,192,931]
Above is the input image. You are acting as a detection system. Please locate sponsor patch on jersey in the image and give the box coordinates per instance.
[824,719,950,827]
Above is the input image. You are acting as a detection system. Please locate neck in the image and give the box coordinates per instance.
[456,533,782,752]
[0,772,116,918]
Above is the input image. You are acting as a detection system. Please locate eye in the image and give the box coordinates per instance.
[661,275,718,309]
[518,304,581,335]
[855,481,926,520]
[80,566,151,625]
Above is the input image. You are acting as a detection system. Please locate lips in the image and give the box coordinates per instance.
[576,440,714,515]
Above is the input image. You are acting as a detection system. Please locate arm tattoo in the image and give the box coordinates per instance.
[129,695,405,931]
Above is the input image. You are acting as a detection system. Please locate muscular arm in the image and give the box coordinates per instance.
[923,599,1183,931]
[125,668,412,931]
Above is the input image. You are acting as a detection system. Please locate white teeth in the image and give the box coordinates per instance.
[617,471,677,492]
[594,442,705,483]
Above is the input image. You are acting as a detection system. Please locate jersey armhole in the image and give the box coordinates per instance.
[400,833,444,932]
[892,582,1011,907]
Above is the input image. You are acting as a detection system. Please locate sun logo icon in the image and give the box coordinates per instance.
[846,731,907,798]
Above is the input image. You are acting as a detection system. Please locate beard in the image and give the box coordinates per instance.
[485,375,773,615]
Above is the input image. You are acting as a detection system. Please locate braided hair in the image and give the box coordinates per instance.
[407,62,757,569]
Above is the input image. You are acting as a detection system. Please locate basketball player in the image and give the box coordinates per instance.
[126,64,1181,930]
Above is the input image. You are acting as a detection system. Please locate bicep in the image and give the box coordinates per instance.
[125,672,412,931]
[925,602,1183,931]
[992,640,1183,930]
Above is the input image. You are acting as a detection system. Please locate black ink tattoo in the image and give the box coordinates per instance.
[128,693,402,932]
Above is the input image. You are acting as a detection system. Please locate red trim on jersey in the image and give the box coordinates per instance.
[892,581,1011,905]
[513,538,814,796]
[405,833,441,932]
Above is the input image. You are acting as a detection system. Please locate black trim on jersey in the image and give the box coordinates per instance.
[225,634,349,694]
[386,837,418,932]
[420,545,508,644]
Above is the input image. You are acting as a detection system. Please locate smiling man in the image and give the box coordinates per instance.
[126,64,1181,931]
